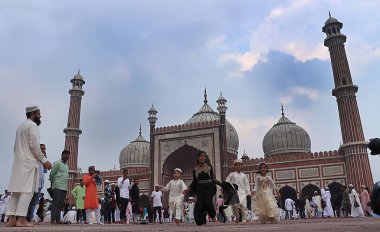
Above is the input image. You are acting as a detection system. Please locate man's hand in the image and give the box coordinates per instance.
[43,161,52,170]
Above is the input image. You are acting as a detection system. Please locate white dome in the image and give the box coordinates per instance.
[262,115,311,157]
[119,129,150,168]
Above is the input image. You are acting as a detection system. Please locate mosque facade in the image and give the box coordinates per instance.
[65,15,373,207]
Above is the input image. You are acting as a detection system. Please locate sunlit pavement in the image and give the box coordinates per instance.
[0,217,379,231]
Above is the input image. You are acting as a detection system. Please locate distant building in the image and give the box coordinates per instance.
[64,15,373,207]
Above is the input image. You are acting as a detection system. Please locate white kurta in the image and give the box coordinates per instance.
[349,189,364,217]
[8,119,47,193]
[0,195,11,214]
[312,195,322,212]
[322,190,334,217]
[284,198,294,211]
[162,179,187,220]
[225,171,251,203]
[162,179,187,203]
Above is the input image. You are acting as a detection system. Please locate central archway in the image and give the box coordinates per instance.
[279,186,297,209]
[162,144,200,205]
[162,144,200,185]
[328,182,344,209]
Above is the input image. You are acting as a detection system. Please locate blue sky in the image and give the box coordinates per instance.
[1,0,380,191]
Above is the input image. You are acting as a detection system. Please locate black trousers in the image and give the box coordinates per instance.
[119,197,129,222]
[153,206,162,222]
[194,182,216,225]
[299,208,306,219]
[104,202,112,223]
[51,189,67,222]
[111,208,115,222]
[76,209,86,222]
[36,205,44,222]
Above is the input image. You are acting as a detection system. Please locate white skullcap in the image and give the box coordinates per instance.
[174,168,182,173]
[104,180,110,183]
[349,184,354,188]
[234,159,243,164]
[26,105,39,113]
[155,184,160,187]
[325,187,329,190]
[188,197,194,200]
[361,185,366,188]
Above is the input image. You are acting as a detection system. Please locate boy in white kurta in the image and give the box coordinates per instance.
[160,168,187,225]
[225,159,251,222]
[0,191,11,222]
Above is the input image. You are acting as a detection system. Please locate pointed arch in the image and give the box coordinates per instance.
[279,186,297,209]
[301,184,320,201]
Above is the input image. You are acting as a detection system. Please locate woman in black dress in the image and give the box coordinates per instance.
[189,151,220,225]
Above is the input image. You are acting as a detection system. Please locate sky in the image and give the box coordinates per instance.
[1,0,380,192]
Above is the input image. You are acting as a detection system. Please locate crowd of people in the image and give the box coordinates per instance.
[281,183,373,220]
[0,105,378,227]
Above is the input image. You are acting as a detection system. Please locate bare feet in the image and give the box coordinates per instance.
[5,216,17,227]
[174,218,180,225]
[16,217,34,227]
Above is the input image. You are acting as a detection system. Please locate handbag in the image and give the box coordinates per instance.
[354,201,359,208]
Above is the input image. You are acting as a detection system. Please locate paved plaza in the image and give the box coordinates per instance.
[0,218,379,232]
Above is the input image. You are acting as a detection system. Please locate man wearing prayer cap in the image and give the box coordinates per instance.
[6,106,52,227]
[225,158,251,222]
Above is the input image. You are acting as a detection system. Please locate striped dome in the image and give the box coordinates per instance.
[119,129,150,168]
[262,115,311,156]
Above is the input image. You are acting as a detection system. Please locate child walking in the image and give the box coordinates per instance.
[225,159,251,222]
[160,168,187,225]
[252,162,280,224]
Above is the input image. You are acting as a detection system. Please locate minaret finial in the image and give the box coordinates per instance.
[204,87,208,104]
[78,68,80,74]
[328,11,331,18]
[281,103,285,117]
[139,124,142,135]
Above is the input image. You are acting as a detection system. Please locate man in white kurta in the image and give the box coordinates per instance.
[322,187,334,217]
[160,168,187,224]
[312,191,322,218]
[284,198,295,219]
[6,106,52,227]
[0,190,11,222]
[225,159,251,222]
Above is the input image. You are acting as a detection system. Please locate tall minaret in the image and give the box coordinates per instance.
[64,71,85,202]
[217,92,228,180]
[148,104,157,193]
[322,14,373,190]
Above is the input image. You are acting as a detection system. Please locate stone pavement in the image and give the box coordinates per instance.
[0,218,379,232]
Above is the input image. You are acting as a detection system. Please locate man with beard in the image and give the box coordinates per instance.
[6,106,52,227]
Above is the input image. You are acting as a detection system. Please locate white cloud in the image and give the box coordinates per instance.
[218,0,330,73]
[290,86,320,101]
[228,116,278,157]
[206,35,228,51]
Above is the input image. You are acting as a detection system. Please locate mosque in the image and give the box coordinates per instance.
[63,15,373,208]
